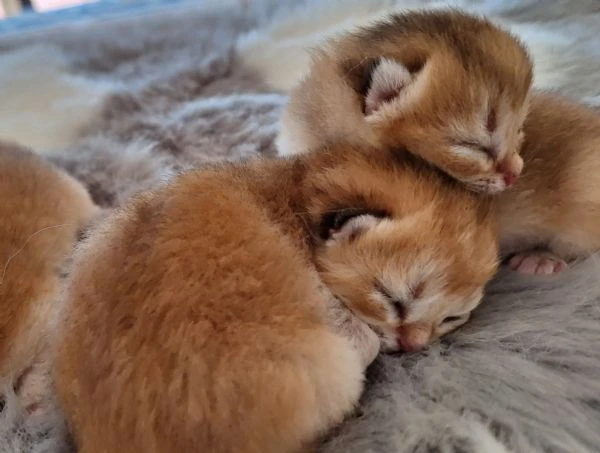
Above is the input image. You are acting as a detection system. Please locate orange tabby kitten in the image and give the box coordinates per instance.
[368,91,600,274]
[277,11,600,274]
[494,93,600,274]
[284,49,600,273]
[54,144,498,453]
[0,141,97,416]
[277,9,533,194]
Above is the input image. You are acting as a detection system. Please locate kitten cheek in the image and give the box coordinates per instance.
[437,323,458,336]
[437,316,470,336]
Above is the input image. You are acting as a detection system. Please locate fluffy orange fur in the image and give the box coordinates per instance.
[277,9,533,194]
[495,93,600,274]
[277,10,600,274]
[54,145,498,453]
[0,141,97,415]
[285,54,600,274]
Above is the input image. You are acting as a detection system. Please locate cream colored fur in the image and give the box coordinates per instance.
[0,46,112,153]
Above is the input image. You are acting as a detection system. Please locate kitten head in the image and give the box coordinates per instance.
[280,10,533,194]
[301,145,499,352]
[352,52,530,194]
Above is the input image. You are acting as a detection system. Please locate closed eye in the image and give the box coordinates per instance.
[455,141,496,158]
[375,282,407,320]
[442,315,466,324]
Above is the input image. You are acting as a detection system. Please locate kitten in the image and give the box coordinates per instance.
[494,93,600,274]
[284,41,600,274]
[277,9,533,194]
[0,141,98,416]
[54,144,498,453]
[277,10,600,274]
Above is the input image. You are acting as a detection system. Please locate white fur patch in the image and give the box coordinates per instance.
[327,214,383,243]
[365,58,413,115]
[366,59,432,123]
[449,144,490,162]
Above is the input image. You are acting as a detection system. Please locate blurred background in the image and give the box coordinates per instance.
[0,0,201,33]
[1,0,94,16]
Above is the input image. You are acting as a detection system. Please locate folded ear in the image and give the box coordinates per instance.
[363,57,431,120]
[364,58,413,115]
[327,214,382,244]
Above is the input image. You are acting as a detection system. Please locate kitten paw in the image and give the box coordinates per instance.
[352,319,380,368]
[508,251,567,275]
[13,362,52,418]
[324,297,380,368]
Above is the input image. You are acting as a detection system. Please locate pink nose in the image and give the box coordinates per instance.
[397,336,426,352]
[397,323,431,352]
[503,171,518,187]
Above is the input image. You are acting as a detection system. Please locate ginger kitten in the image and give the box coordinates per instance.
[276,10,600,274]
[0,141,98,416]
[54,145,498,453]
[494,93,600,274]
[277,9,533,194]
[285,49,600,274]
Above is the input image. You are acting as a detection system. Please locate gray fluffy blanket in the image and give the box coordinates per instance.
[0,1,599,452]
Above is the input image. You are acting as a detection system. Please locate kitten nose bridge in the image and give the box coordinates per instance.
[496,153,523,186]
[397,322,432,352]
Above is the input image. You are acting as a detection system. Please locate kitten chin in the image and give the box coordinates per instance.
[54,143,497,453]
[277,8,533,193]
[0,141,98,423]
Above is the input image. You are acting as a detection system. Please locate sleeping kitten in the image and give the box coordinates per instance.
[277,10,600,274]
[277,9,533,194]
[54,144,498,453]
[285,47,600,274]
[0,141,98,416]
[494,93,600,274]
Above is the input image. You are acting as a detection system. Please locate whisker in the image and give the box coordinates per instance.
[0,223,73,285]
[344,56,372,75]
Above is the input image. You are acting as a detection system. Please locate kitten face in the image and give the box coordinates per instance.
[303,149,499,352]
[356,55,531,194]
[279,10,534,194]
[316,210,492,352]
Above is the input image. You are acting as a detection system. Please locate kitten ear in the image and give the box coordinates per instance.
[327,214,381,243]
[365,58,428,118]
[364,58,414,115]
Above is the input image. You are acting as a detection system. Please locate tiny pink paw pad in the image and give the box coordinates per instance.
[508,252,567,275]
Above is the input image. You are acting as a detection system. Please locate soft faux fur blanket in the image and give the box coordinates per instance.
[1,1,600,452]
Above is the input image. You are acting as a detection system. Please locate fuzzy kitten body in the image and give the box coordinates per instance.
[276,10,600,273]
[278,9,533,193]
[494,93,600,273]
[54,145,497,453]
[0,141,97,415]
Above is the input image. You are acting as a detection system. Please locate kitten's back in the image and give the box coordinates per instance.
[0,141,97,408]
[54,145,498,453]
[496,93,600,257]
[54,159,365,453]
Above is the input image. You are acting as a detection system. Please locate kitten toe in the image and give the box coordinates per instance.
[509,251,567,275]
[537,258,558,275]
[508,254,526,270]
